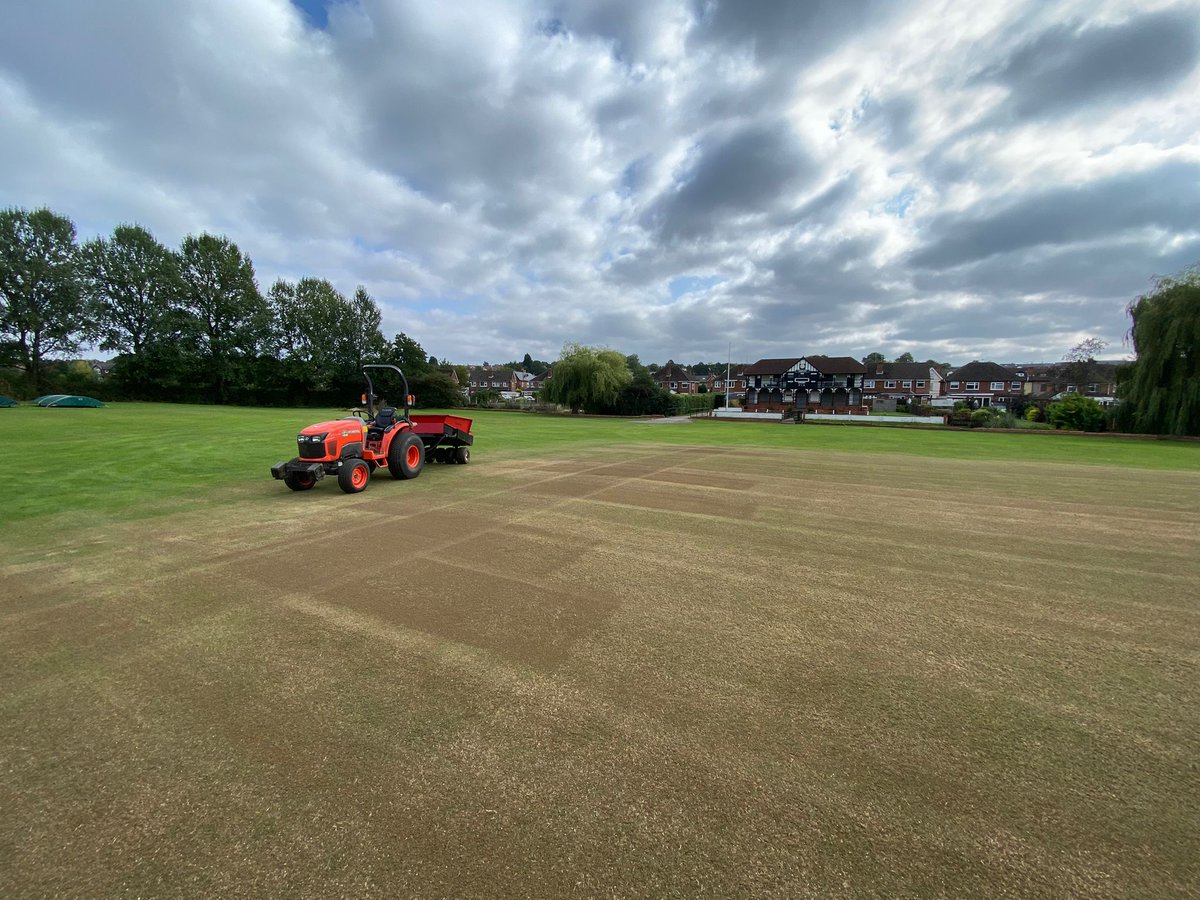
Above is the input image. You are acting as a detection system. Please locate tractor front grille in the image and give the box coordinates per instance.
[298,441,328,459]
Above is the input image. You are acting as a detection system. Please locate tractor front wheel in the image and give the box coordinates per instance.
[338,458,370,494]
[389,433,425,480]
[284,471,316,491]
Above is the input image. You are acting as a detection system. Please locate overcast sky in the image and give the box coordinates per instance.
[3,0,1198,365]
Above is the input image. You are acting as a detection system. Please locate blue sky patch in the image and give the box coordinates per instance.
[669,275,723,298]
[291,0,331,29]
[885,187,915,219]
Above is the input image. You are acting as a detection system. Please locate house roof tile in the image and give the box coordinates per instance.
[744,358,802,375]
[864,362,938,381]
[803,355,867,374]
[947,361,1023,382]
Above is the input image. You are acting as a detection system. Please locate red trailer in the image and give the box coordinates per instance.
[271,365,473,494]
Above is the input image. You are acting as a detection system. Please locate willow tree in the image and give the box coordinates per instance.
[541,342,631,413]
[1116,267,1200,436]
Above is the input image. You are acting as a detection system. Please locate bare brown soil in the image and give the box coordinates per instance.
[2,445,1199,897]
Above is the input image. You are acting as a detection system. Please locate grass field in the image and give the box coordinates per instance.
[2,404,1199,896]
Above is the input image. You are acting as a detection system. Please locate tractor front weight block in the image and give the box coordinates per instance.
[271,459,327,481]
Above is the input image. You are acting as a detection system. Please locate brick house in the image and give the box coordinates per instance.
[861,362,945,403]
[513,370,537,396]
[711,365,747,402]
[530,367,552,393]
[654,361,699,394]
[1022,361,1121,406]
[468,366,519,396]
[944,361,1025,408]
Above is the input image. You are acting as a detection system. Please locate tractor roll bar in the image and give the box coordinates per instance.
[362,364,411,421]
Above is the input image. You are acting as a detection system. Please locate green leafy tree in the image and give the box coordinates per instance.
[0,207,88,391]
[1116,268,1200,436]
[409,370,463,407]
[177,233,269,403]
[1048,393,1106,431]
[862,352,885,364]
[541,342,632,413]
[271,278,387,398]
[80,224,180,356]
[895,351,915,363]
[349,286,388,369]
[504,353,550,375]
[391,330,431,376]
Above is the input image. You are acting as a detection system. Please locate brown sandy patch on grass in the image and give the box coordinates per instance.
[3,445,1200,897]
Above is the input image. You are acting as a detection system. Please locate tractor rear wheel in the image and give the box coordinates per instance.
[338,458,370,493]
[284,471,316,491]
[454,447,471,465]
[389,433,425,479]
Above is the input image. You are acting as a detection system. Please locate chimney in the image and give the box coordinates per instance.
[876,364,884,375]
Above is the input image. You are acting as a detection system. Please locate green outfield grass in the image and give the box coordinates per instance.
[2,402,1196,534]
[3,402,1199,896]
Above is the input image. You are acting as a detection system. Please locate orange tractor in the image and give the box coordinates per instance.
[271,364,473,494]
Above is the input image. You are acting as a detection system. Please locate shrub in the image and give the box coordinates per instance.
[1047,393,1106,431]
[669,392,720,416]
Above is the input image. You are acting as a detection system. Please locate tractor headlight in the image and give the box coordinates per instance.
[298,432,329,443]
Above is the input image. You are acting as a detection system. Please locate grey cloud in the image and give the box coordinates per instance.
[551,0,686,64]
[641,122,814,239]
[984,9,1200,118]
[913,232,1200,303]
[689,0,897,60]
[911,161,1200,270]
[783,176,860,229]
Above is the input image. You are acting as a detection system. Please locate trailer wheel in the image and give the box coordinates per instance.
[338,458,370,493]
[454,447,470,465]
[389,433,424,479]
[284,471,316,491]
[435,447,451,463]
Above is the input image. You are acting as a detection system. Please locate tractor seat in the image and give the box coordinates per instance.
[367,407,398,439]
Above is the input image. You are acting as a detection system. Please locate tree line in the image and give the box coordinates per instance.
[0,207,461,406]
[3,206,1195,432]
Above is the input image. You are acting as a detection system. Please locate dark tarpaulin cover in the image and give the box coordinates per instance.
[37,395,105,407]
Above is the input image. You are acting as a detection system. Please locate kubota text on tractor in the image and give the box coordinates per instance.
[271,364,473,494]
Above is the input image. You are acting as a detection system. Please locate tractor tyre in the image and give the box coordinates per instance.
[284,471,316,491]
[338,458,370,494]
[435,447,451,463]
[454,446,471,465]
[389,433,425,480]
